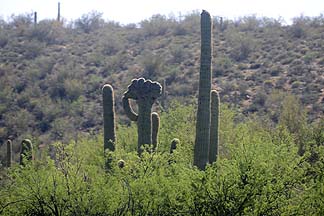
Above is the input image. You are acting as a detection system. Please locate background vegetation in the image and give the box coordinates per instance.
[0,12,323,151]
[0,103,323,215]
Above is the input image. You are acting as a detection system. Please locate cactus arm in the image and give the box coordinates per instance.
[209,90,220,163]
[152,112,160,151]
[122,96,138,121]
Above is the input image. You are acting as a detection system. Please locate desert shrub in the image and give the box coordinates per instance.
[226,31,257,61]
[63,79,83,101]
[0,31,9,48]
[22,39,45,59]
[0,104,322,215]
[170,44,186,64]
[75,11,104,33]
[213,55,233,77]
[141,53,164,79]
[140,14,173,37]
[28,20,65,44]
[8,13,33,36]
[290,15,310,38]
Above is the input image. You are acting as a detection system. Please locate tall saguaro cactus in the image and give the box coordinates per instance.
[194,10,212,170]
[123,78,162,154]
[209,90,220,164]
[102,84,116,152]
[7,139,12,167]
[20,139,33,165]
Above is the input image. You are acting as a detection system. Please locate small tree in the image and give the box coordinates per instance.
[75,11,104,33]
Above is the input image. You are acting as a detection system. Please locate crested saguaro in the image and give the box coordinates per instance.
[194,10,212,170]
[123,78,162,154]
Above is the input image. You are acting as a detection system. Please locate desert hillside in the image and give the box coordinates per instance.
[0,12,323,146]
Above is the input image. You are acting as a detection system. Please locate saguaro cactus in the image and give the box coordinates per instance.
[57,2,61,22]
[34,12,37,26]
[102,84,116,152]
[7,139,12,167]
[194,10,212,170]
[123,78,162,153]
[209,90,220,164]
[20,139,33,165]
[170,138,180,154]
[152,112,160,150]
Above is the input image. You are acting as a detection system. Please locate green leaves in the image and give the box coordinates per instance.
[0,105,322,215]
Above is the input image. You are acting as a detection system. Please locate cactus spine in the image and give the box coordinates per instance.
[102,84,116,152]
[123,78,162,154]
[152,112,160,150]
[7,139,12,167]
[209,90,220,163]
[194,10,212,170]
[20,139,33,165]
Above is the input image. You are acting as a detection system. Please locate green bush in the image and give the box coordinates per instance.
[1,104,322,215]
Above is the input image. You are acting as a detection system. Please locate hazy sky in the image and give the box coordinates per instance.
[0,0,323,24]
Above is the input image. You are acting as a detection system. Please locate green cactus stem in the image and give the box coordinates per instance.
[102,84,116,152]
[57,2,61,22]
[34,12,37,26]
[161,79,167,110]
[123,96,160,151]
[209,90,220,164]
[117,159,125,168]
[7,139,12,167]
[170,138,180,154]
[152,112,160,150]
[20,139,33,165]
[194,10,212,170]
[123,78,162,154]
[122,96,138,121]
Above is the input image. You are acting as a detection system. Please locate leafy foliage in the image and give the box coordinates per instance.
[0,104,323,215]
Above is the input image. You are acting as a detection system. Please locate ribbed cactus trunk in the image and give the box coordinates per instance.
[7,139,12,167]
[152,112,160,150]
[194,10,212,170]
[209,90,220,164]
[137,100,152,152]
[102,84,116,152]
[20,139,33,166]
